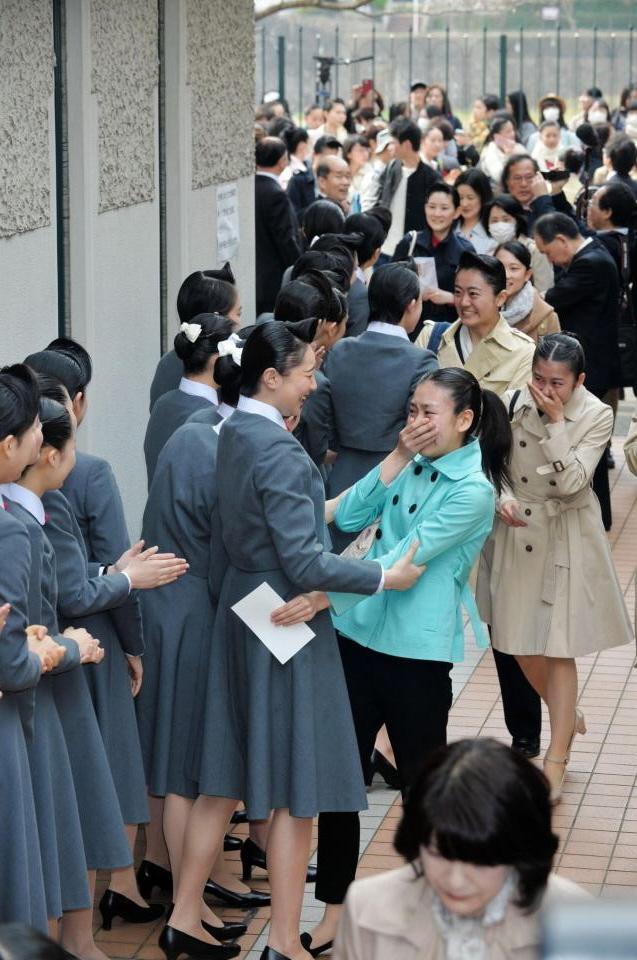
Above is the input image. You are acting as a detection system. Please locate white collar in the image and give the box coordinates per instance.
[598,226,629,236]
[356,266,366,283]
[179,378,218,405]
[367,321,409,341]
[256,170,282,184]
[576,236,594,254]
[0,483,46,525]
[237,395,287,430]
[217,402,235,421]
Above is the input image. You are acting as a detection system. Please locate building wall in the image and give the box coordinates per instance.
[0,0,255,536]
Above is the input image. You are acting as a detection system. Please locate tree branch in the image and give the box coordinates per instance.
[255,0,371,21]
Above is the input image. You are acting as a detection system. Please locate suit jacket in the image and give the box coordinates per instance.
[346,276,370,337]
[255,173,302,315]
[544,238,620,394]
[149,349,182,411]
[286,165,317,218]
[376,160,440,236]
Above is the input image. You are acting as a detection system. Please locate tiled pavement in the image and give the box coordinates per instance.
[97,403,637,959]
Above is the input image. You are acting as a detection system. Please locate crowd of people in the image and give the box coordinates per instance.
[1,77,637,960]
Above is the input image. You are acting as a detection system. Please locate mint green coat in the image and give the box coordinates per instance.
[330,438,495,662]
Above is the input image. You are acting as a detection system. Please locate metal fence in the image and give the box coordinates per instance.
[256,24,636,121]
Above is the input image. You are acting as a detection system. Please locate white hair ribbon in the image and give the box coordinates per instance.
[217,337,243,366]
[180,322,202,343]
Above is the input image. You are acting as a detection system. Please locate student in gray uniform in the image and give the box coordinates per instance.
[0,365,52,932]
[317,263,438,546]
[343,212,388,336]
[149,263,240,411]
[144,313,234,487]
[163,324,425,960]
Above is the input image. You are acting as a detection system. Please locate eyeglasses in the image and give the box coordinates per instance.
[509,174,535,184]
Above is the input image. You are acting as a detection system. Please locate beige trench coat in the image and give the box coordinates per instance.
[332,863,584,960]
[476,385,634,658]
[416,314,535,397]
[625,405,637,476]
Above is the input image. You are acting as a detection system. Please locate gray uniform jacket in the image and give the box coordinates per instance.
[144,388,211,487]
[149,348,182,411]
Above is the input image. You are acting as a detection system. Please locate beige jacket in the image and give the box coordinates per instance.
[624,405,637,476]
[333,863,584,960]
[476,385,634,658]
[515,288,560,342]
[416,314,535,397]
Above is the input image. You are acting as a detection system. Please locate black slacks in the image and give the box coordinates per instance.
[315,635,452,904]
[492,645,541,743]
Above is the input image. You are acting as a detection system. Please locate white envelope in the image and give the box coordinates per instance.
[231,581,315,665]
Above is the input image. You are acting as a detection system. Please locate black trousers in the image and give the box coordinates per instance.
[492,647,541,743]
[315,635,452,904]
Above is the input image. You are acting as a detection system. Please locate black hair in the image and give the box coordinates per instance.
[389,101,409,122]
[424,180,460,208]
[305,102,322,116]
[282,125,309,156]
[533,332,585,378]
[560,148,585,175]
[368,262,420,326]
[240,323,309,397]
[367,204,392,235]
[176,265,237,323]
[35,373,69,406]
[484,114,518,145]
[587,85,604,99]
[255,136,287,168]
[214,338,247,409]
[324,97,346,113]
[507,90,534,126]
[608,135,637,176]
[485,194,528,238]
[173,312,235,374]
[428,117,455,142]
[290,251,349,291]
[37,397,73,453]
[313,134,342,155]
[495,239,532,270]
[23,350,84,400]
[46,337,92,391]
[0,364,40,442]
[344,212,386,264]
[456,250,507,295]
[455,169,493,221]
[307,238,355,285]
[394,738,557,911]
[0,922,74,960]
[388,118,421,152]
[501,153,539,193]
[482,93,501,112]
[595,180,637,228]
[301,199,346,243]
[342,134,369,164]
[533,212,580,243]
[275,270,347,325]
[267,116,295,139]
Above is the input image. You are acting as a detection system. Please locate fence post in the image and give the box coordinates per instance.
[408,25,413,86]
[372,23,376,84]
[261,25,266,102]
[277,35,285,101]
[574,31,579,98]
[335,25,340,97]
[482,26,487,93]
[519,26,524,115]
[445,24,450,90]
[499,33,507,106]
[298,26,303,118]
[630,25,634,81]
[555,24,561,93]
[593,24,598,87]
[610,33,616,104]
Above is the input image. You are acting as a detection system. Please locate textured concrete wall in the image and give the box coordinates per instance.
[187,0,254,188]
[91,0,158,212]
[0,0,54,237]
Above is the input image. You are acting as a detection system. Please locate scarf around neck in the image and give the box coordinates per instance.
[501,281,534,326]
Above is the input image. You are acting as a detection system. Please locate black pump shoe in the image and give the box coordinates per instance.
[98,890,164,931]
[204,878,271,908]
[223,833,243,852]
[231,808,249,825]
[300,932,334,957]
[159,925,240,960]
[260,949,294,960]
[240,837,317,884]
[370,749,401,790]
[202,919,247,941]
[136,859,173,899]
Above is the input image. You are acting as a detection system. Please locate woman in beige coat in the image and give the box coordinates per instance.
[415,250,536,397]
[333,738,583,960]
[477,334,634,801]
[625,405,637,475]
[495,240,560,342]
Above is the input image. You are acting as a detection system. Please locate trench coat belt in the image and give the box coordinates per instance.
[538,490,594,606]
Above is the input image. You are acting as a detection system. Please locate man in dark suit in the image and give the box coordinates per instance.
[286,135,342,220]
[534,211,620,528]
[374,118,440,260]
[255,137,302,316]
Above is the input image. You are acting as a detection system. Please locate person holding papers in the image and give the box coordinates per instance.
[271,367,513,956]
[162,323,424,960]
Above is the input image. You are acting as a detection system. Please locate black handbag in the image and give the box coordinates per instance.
[617,233,637,389]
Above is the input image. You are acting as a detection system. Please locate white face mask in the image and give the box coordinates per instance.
[489,221,517,243]
[588,110,607,124]
[542,106,560,123]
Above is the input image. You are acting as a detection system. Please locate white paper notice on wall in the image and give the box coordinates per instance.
[231,582,315,665]
[216,183,240,263]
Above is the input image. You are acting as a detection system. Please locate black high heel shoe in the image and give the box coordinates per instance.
[260,949,294,960]
[159,925,240,960]
[98,890,165,930]
[231,808,249,824]
[204,878,271,908]
[136,859,173,899]
[370,749,401,790]
[223,833,243,852]
[202,919,247,941]
[240,837,317,884]
[300,931,334,957]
